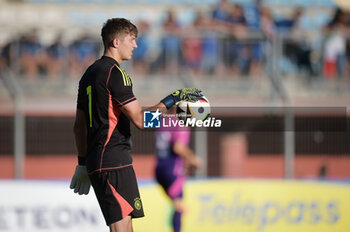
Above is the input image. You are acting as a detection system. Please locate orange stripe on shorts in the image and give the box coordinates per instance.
[107,179,133,218]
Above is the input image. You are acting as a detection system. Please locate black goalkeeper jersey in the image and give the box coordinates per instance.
[77,56,136,174]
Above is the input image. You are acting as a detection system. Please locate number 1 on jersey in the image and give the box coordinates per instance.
[86,85,92,127]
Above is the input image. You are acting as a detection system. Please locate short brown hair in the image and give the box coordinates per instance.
[101,18,138,49]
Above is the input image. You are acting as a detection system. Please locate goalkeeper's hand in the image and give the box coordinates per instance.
[161,88,203,109]
[70,165,91,195]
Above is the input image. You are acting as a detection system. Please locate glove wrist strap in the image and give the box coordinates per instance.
[160,95,175,109]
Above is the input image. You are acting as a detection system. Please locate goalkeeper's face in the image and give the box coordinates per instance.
[118,33,138,60]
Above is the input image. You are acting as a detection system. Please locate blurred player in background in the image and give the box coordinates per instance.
[155,111,202,232]
[69,17,203,232]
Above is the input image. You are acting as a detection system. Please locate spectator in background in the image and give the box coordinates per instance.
[0,39,16,70]
[133,20,151,75]
[19,29,45,81]
[68,34,100,78]
[227,4,247,39]
[260,7,276,42]
[278,7,315,78]
[211,0,233,76]
[212,0,231,26]
[245,0,262,30]
[345,11,350,77]
[181,11,204,77]
[226,4,249,76]
[152,10,182,75]
[260,7,276,76]
[245,0,264,77]
[45,34,67,79]
[198,12,223,76]
[322,8,348,79]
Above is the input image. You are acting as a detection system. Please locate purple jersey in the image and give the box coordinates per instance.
[155,117,190,199]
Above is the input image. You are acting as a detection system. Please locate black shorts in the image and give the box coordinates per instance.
[89,165,144,225]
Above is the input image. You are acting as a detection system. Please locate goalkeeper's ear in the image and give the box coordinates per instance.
[111,38,120,48]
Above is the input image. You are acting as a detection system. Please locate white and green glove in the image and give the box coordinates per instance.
[161,88,203,109]
[70,165,91,195]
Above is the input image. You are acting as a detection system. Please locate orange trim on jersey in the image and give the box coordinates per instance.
[100,65,120,171]
[88,164,133,175]
[113,96,136,107]
[107,179,134,219]
[120,96,136,105]
[100,94,120,171]
[106,65,115,88]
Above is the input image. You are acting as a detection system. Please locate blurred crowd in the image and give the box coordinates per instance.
[0,0,350,81]
[0,31,101,82]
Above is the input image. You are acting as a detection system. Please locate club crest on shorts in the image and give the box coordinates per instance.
[134,197,142,210]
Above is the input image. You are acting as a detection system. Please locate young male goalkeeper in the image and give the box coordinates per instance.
[69,18,203,232]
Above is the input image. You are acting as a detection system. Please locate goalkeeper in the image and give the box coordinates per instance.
[69,17,203,232]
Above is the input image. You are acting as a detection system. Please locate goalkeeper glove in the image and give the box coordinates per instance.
[161,88,203,109]
[70,165,91,195]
